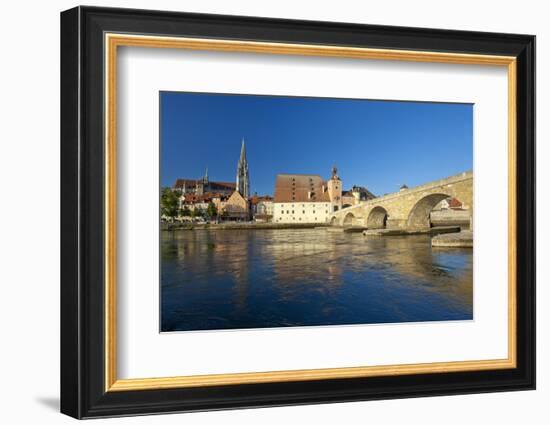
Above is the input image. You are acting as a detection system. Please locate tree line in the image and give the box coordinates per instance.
[160,187,224,221]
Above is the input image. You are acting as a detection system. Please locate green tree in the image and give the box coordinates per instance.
[181,206,191,217]
[160,187,180,221]
[191,207,204,219]
[206,202,218,219]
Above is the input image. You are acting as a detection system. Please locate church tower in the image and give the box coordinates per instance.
[236,139,250,198]
[327,165,342,212]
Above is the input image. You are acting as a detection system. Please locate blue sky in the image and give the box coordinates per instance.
[160,92,472,196]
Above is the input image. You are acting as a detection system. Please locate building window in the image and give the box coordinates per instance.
[303,210,305,214]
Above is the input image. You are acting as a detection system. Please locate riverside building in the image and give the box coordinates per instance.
[173,139,253,221]
[272,167,343,224]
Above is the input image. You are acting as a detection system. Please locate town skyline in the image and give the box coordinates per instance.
[161,92,473,196]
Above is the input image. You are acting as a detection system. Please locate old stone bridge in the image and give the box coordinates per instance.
[329,171,473,230]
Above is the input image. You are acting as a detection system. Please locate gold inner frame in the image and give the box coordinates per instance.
[104,33,517,392]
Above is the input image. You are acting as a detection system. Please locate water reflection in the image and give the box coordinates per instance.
[161,229,473,332]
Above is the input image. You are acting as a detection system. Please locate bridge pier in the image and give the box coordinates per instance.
[386,218,407,229]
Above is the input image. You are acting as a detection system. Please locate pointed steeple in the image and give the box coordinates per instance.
[239,138,246,162]
[204,166,208,183]
[236,138,250,199]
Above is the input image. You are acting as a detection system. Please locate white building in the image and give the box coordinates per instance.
[272,168,343,224]
[252,197,274,222]
[258,200,274,216]
[273,201,331,223]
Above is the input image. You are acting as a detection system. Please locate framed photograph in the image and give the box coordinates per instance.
[60,6,535,419]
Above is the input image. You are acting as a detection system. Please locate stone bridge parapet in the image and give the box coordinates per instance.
[329,171,473,230]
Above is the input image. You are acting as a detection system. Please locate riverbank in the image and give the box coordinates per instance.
[161,222,329,231]
[432,230,473,248]
[363,226,461,237]
[326,226,367,233]
[161,222,472,246]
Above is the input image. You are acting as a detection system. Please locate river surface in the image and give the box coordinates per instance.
[161,228,473,332]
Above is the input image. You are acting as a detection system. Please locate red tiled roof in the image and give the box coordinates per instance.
[182,192,230,204]
[174,178,199,189]
[249,195,274,205]
[208,181,236,190]
[274,174,330,203]
[173,179,236,190]
[448,198,463,208]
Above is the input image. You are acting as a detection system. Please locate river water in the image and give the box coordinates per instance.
[161,228,473,332]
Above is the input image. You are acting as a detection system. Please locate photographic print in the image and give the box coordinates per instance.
[61,9,535,417]
[160,92,474,332]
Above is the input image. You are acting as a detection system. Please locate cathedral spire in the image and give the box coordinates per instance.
[236,138,250,199]
[240,138,246,162]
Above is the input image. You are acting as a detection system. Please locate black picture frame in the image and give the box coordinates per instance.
[61,5,535,419]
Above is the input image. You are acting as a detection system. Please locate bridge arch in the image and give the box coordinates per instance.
[343,212,357,227]
[407,193,451,229]
[367,206,388,229]
[328,172,472,230]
